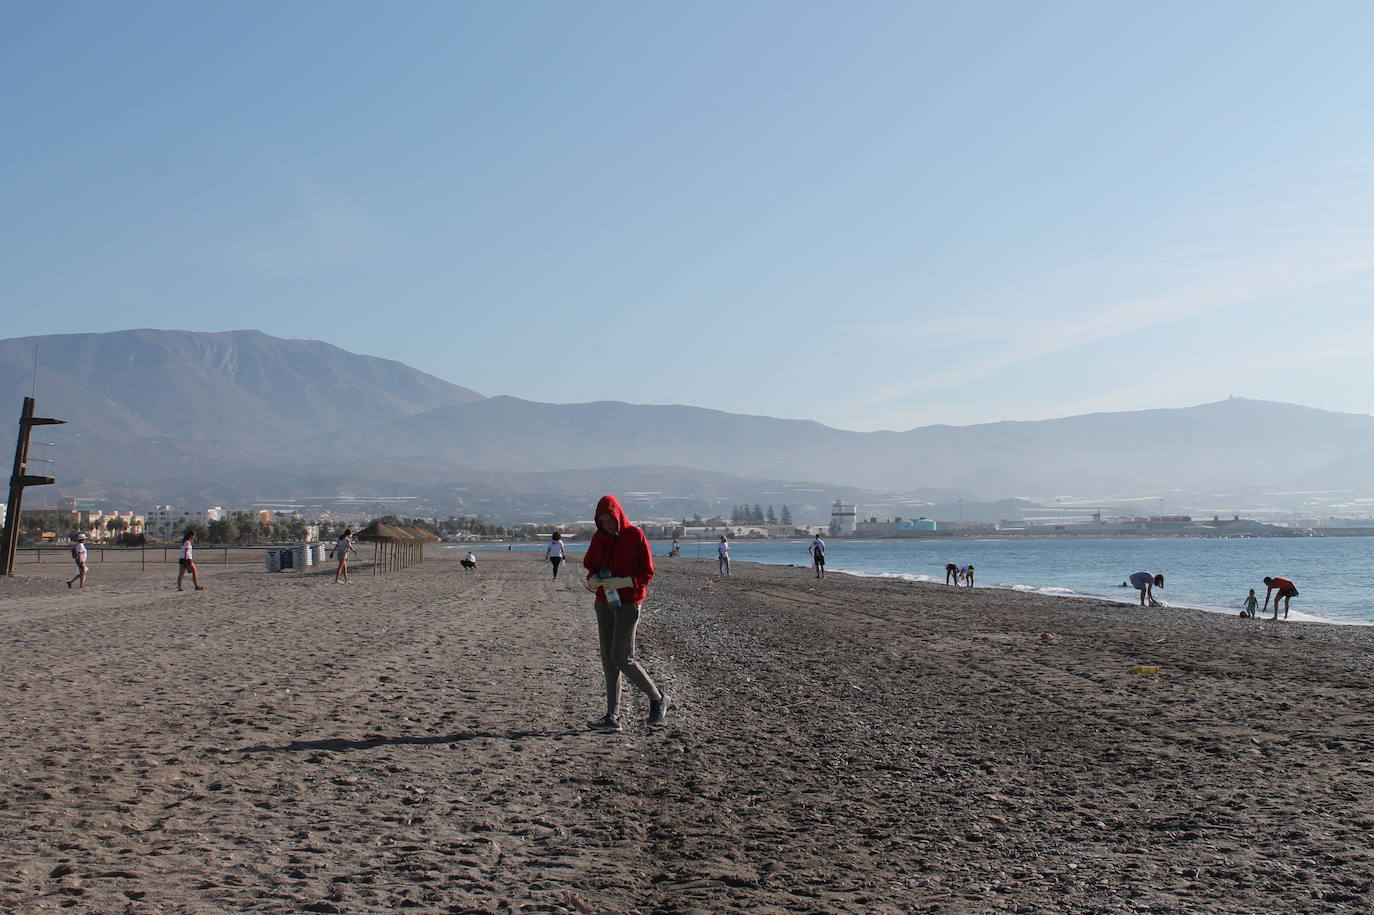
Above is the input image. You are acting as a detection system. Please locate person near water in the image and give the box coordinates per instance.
[945,562,959,585]
[582,494,668,732]
[333,528,355,583]
[669,538,680,557]
[810,533,826,579]
[177,529,204,591]
[1243,588,1259,618]
[1262,576,1298,620]
[1128,571,1164,607]
[717,535,731,576]
[961,564,975,588]
[461,551,478,571]
[546,531,566,579]
[67,534,88,589]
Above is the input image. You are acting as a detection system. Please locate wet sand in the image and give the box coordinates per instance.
[1,549,1371,913]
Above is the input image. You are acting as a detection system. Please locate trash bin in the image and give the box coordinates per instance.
[279,548,294,570]
[294,546,310,568]
[264,548,281,572]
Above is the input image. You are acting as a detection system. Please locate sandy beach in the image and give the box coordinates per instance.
[1,548,1372,913]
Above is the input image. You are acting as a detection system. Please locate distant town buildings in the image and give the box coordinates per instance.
[144,505,226,540]
[855,516,938,535]
[65,508,145,541]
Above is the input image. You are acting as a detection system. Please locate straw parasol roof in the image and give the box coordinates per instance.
[356,521,415,543]
[406,526,441,543]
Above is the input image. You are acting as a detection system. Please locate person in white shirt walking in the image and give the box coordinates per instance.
[177,529,204,591]
[333,529,355,583]
[546,531,567,579]
[717,535,731,576]
[810,534,826,579]
[67,533,88,589]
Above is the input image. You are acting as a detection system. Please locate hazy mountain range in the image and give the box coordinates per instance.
[3,329,1373,520]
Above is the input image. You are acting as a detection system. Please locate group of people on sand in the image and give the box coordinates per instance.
[63,528,208,592]
[701,532,826,580]
[944,562,974,587]
[1123,571,1299,620]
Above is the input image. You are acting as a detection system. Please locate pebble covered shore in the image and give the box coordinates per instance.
[1,549,1371,913]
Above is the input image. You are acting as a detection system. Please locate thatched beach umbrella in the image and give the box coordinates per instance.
[403,526,440,566]
[356,522,419,574]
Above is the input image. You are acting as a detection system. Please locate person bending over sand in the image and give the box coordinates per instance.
[1263,576,1298,620]
[961,564,975,588]
[582,494,669,732]
[1128,571,1163,607]
[945,562,959,585]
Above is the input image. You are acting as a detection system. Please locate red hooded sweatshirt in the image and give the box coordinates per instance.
[582,494,654,604]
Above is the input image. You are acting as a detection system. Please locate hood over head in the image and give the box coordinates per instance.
[595,494,631,534]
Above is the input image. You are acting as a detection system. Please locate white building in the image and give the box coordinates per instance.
[145,505,224,540]
[830,500,858,536]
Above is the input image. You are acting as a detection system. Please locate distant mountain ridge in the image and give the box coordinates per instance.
[0,329,483,487]
[3,329,1372,510]
[325,394,1374,495]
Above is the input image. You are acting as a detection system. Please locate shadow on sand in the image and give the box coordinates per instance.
[233,728,584,755]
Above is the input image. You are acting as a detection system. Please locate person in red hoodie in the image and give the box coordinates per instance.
[581,494,669,732]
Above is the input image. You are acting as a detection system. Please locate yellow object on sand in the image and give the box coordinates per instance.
[1130,665,1159,676]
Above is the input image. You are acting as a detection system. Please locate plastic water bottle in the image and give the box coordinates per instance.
[600,568,620,606]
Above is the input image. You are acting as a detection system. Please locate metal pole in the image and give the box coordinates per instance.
[2,397,65,576]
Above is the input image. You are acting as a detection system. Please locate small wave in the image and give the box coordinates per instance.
[834,569,934,584]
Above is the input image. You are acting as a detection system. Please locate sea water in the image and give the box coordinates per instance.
[477,536,1374,626]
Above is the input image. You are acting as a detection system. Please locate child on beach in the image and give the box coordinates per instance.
[582,494,668,731]
[1243,588,1259,618]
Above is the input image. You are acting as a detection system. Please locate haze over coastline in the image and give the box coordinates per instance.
[4,330,1374,527]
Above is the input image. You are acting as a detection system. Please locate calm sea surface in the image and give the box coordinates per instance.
[475,537,1374,626]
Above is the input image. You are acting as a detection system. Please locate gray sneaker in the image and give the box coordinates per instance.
[588,715,622,732]
[647,693,671,727]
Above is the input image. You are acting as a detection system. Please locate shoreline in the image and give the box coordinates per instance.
[3,552,1371,912]
[472,541,1368,628]
[823,564,1355,629]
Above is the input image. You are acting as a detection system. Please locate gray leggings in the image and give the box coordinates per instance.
[595,601,661,716]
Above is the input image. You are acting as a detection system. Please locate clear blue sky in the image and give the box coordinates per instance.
[4,1,1373,430]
